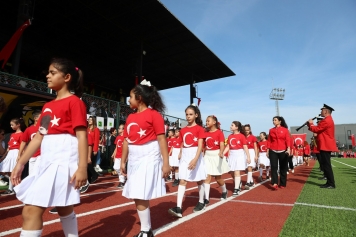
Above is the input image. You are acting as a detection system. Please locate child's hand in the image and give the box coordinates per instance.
[11,163,25,186]
[120,162,127,176]
[162,164,171,178]
[188,159,197,170]
[70,168,87,190]
[219,152,224,159]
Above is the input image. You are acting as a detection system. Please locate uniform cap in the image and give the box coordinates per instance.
[320,104,334,111]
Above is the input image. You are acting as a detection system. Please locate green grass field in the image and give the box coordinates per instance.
[280,158,356,237]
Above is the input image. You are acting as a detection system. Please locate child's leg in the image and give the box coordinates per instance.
[21,205,46,235]
[174,167,179,180]
[134,199,151,232]
[197,180,205,204]
[247,166,253,183]
[204,175,211,201]
[215,175,226,193]
[234,170,241,189]
[177,179,188,208]
[57,206,78,237]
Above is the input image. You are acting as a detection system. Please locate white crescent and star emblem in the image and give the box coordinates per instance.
[30,133,36,140]
[126,122,139,143]
[230,138,237,147]
[117,139,122,148]
[50,115,60,127]
[183,132,196,147]
[295,138,303,146]
[214,140,219,146]
[43,108,52,113]
[260,145,266,152]
[206,137,213,149]
[168,141,172,147]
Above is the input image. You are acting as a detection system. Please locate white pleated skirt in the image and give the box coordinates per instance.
[246,149,256,168]
[169,147,180,167]
[28,156,41,176]
[122,141,166,200]
[228,149,246,171]
[258,152,270,166]
[179,147,207,182]
[113,158,121,170]
[204,150,229,176]
[14,134,80,207]
[0,149,19,172]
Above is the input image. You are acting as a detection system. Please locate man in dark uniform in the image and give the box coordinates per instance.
[307,104,337,188]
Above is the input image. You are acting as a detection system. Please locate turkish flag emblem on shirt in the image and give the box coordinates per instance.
[291,134,307,147]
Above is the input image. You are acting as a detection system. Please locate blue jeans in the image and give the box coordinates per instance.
[95,150,101,165]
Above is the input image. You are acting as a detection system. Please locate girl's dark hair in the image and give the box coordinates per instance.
[11,117,27,132]
[168,129,175,134]
[32,110,41,119]
[273,116,288,128]
[50,58,84,97]
[232,121,243,133]
[207,115,220,129]
[110,127,116,134]
[243,124,252,136]
[132,84,166,113]
[88,116,97,131]
[185,105,203,126]
[260,132,267,139]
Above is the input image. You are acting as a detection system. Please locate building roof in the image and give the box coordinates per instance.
[1,0,235,95]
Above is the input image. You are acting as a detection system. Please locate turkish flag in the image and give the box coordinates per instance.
[291,134,307,147]
[0,19,31,69]
[197,98,201,106]
[351,134,355,147]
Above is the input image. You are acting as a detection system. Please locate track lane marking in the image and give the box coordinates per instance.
[332,159,356,169]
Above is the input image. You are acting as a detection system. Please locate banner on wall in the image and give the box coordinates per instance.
[107,117,114,130]
[96,116,104,131]
[291,134,307,147]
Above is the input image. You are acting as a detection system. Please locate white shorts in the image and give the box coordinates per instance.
[228,149,246,171]
[246,149,256,168]
[0,149,19,172]
[14,134,80,207]
[122,141,166,200]
[258,152,270,167]
[169,147,180,167]
[204,150,229,176]
[179,147,207,182]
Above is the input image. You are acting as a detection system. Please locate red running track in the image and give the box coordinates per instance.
[0,161,314,237]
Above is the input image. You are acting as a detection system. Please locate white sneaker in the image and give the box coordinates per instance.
[291,169,294,173]
[95,165,103,172]
[287,171,289,174]
[0,180,8,186]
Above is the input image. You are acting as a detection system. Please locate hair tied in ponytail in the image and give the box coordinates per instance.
[140,79,152,87]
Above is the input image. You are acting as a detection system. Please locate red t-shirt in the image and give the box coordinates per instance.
[267,126,291,151]
[8,132,23,150]
[114,135,124,158]
[257,140,268,152]
[87,132,93,146]
[227,133,247,150]
[172,137,181,148]
[304,145,310,155]
[87,127,100,152]
[21,125,41,157]
[179,125,205,148]
[123,108,165,145]
[36,96,87,136]
[246,135,257,149]
[167,137,174,150]
[205,130,225,151]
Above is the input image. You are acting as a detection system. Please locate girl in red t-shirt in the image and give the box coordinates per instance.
[223,121,250,196]
[303,141,311,166]
[167,129,175,180]
[111,124,125,188]
[170,128,181,187]
[12,58,88,237]
[243,124,258,189]
[257,132,270,181]
[0,117,25,195]
[168,104,207,218]
[203,115,229,203]
[120,80,170,237]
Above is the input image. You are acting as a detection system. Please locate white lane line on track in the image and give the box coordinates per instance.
[0,204,24,211]
[295,202,356,211]
[332,159,356,169]
[0,172,251,236]
[230,199,294,206]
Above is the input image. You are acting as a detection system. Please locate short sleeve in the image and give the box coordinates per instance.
[219,130,225,142]
[21,129,29,142]
[242,135,248,145]
[198,126,206,139]
[152,110,165,135]
[70,100,87,131]
[114,136,120,145]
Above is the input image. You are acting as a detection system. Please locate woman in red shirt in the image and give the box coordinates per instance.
[267,116,291,190]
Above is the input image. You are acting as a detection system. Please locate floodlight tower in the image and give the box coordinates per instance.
[269,88,285,116]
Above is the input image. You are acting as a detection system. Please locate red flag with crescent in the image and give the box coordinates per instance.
[0,19,31,69]
[351,134,355,147]
[291,134,307,147]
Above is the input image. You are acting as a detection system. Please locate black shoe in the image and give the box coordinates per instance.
[117,183,124,189]
[172,179,179,187]
[133,228,154,237]
[266,176,270,180]
[49,207,58,214]
[1,189,14,196]
[318,177,327,180]
[204,199,209,206]
[320,185,335,189]
[168,207,182,218]
[166,177,172,181]
[80,181,90,193]
[97,172,104,177]
[90,176,98,184]
[193,202,205,213]
[221,192,228,200]
[232,189,240,197]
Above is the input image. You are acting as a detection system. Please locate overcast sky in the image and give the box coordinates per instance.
[158,0,356,134]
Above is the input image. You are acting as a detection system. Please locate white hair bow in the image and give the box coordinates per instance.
[140,79,151,87]
[191,103,196,106]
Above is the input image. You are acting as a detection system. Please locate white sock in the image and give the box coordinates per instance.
[8,179,13,191]
[175,172,179,180]
[203,183,210,200]
[169,171,173,178]
[198,184,205,203]
[20,230,42,237]
[234,176,241,189]
[177,185,186,208]
[247,172,253,183]
[220,183,227,193]
[266,168,270,176]
[259,168,263,177]
[60,211,78,237]
[137,208,151,232]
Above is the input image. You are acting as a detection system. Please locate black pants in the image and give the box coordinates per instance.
[269,150,288,186]
[288,155,294,170]
[87,153,98,183]
[320,151,335,187]
[316,153,323,172]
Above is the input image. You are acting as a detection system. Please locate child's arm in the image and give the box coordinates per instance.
[16,141,27,162]
[88,146,93,163]
[70,127,88,190]
[157,134,170,178]
[253,142,258,163]
[11,132,43,185]
[121,139,128,175]
[188,138,203,170]
[223,144,230,155]
[243,145,251,164]
[112,146,117,159]
[219,142,225,158]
